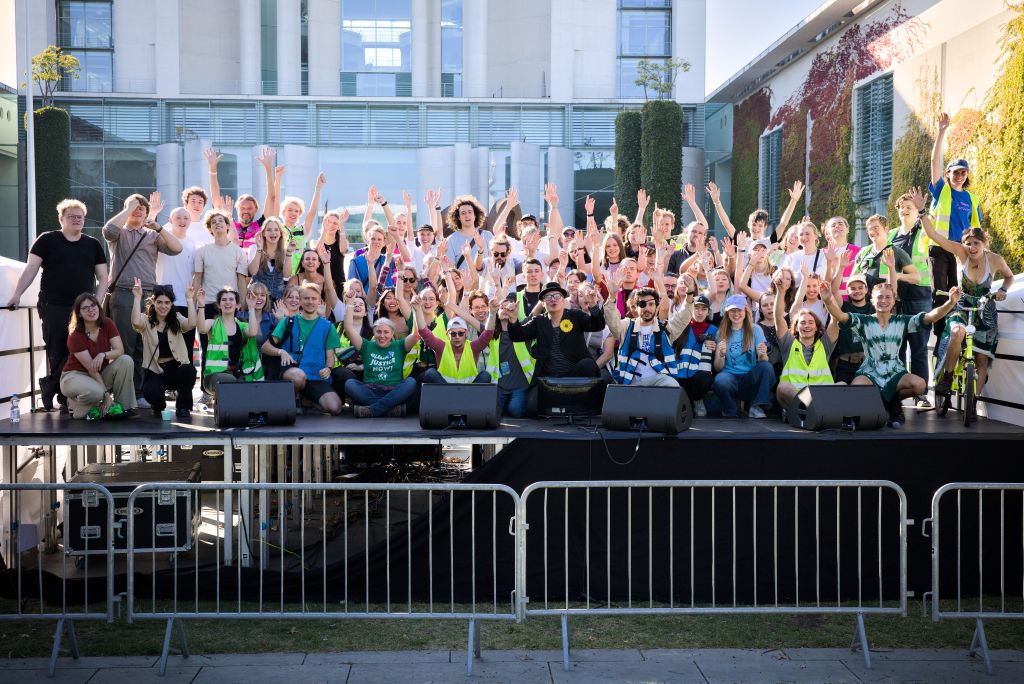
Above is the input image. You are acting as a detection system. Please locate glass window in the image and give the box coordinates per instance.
[356,73,397,96]
[341,0,412,72]
[65,50,113,93]
[58,1,112,49]
[619,0,670,7]
[619,10,670,56]
[759,129,783,226]
[617,57,668,99]
[574,149,615,231]
[318,147,418,240]
[854,74,894,204]
[261,0,278,95]
[441,0,463,89]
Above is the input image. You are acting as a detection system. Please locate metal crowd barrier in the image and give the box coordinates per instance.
[125,482,521,675]
[924,483,1024,675]
[0,483,116,676]
[518,480,909,671]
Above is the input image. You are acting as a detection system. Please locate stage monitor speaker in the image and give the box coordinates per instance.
[215,381,297,428]
[600,384,691,433]
[786,384,888,431]
[537,376,606,418]
[419,383,500,429]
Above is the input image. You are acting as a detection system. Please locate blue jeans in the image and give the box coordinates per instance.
[898,297,931,382]
[499,387,529,418]
[421,368,492,385]
[344,377,418,417]
[712,361,775,417]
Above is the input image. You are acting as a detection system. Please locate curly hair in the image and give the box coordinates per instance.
[446,195,486,233]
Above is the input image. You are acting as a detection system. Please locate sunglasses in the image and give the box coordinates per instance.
[448,330,467,337]
[400,277,417,283]
[491,251,507,257]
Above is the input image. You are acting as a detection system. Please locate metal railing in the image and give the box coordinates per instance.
[125,481,521,675]
[924,483,1024,675]
[0,483,116,676]
[518,480,909,671]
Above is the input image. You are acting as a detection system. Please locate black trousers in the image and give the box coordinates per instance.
[142,362,197,412]
[173,305,197,363]
[929,246,957,343]
[37,301,74,407]
[677,371,713,403]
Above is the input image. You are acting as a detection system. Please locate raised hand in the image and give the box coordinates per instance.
[682,183,696,205]
[367,185,378,208]
[544,183,558,207]
[789,180,805,201]
[132,277,142,298]
[706,181,721,204]
[800,259,811,279]
[246,289,258,310]
[937,112,950,132]
[735,231,749,251]
[882,246,896,270]
[203,147,223,169]
[506,187,520,210]
[223,195,235,216]
[609,198,619,217]
[273,300,287,320]
[402,189,413,208]
[275,164,285,180]
[636,189,650,212]
[908,186,927,211]
[256,146,276,171]
[316,172,327,189]
[196,287,207,304]
[722,236,736,258]
[584,195,595,216]
[148,191,165,220]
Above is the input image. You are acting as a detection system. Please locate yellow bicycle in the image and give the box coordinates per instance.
[935,294,988,427]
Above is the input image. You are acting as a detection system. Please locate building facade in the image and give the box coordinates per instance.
[8,0,707,256]
[704,0,1013,239]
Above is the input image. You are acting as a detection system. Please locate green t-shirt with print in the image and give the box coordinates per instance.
[360,338,406,386]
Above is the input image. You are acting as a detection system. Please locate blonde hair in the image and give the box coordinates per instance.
[282,196,305,214]
[717,302,755,353]
[56,199,87,219]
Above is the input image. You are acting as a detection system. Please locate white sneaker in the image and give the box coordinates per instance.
[748,405,767,419]
[693,399,707,417]
[136,397,151,410]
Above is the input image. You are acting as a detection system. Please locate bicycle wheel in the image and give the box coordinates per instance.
[963,362,977,427]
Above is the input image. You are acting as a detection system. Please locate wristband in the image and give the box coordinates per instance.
[998,286,1007,293]
[210,171,218,175]
[380,200,388,207]
[434,206,441,211]
[917,208,927,216]
[586,213,594,218]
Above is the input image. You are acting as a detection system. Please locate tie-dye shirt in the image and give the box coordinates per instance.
[840,312,926,386]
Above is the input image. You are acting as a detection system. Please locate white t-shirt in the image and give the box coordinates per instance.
[783,249,828,287]
[186,220,214,248]
[155,230,196,305]
[195,242,248,304]
[632,322,658,379]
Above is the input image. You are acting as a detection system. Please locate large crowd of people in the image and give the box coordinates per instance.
[5,112,1015,428]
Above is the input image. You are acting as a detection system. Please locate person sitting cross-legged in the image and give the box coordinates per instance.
[342,300,420,418]
[413,292,495,385]
[773,281,840,409]
[262,282,343,415]
[602,271,693,388]
[712,294,776,418]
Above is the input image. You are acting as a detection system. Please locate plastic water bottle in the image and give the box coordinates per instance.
[9,394,20,424]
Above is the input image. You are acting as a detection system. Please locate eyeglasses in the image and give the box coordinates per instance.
[491,251,507,257]
[543,293,564,302]
[448,330,467,337]
[79,303,99,312]
[636,300,657,309]
[400,277,417,283]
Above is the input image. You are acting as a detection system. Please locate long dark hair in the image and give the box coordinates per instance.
[68,293,105,334]
[146,284,181,334]
[375,287,403,321]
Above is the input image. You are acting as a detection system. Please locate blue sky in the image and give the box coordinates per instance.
[706,0,826,95]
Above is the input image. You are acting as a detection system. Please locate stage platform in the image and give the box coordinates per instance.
[3,408,1023,448]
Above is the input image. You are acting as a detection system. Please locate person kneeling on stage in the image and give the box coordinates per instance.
[342,304,419,418]
[131,278,197,418]
[60,293,137,419]
[823,280,960,428]
[671,293,716,416]
[773,285,839,408]
[505,282,605,378]
[712,294,775,418]
[263,282,343,415]
[413,294,494,385]
[602,272,693,388]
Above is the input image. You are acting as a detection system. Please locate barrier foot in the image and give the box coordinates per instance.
[466,618,481,675]
[48,617,80,677]
[158,617,190,676]
[561,613,571,672]
[849,613,872,670]
[969,618,993,675]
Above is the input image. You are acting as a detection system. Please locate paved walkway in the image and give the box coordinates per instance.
[3,648,1022,683]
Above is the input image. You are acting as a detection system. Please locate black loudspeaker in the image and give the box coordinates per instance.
[215,381,297,428]
[786,384,888,431]
[419,383,500,429]
[537,377,606,417]
[601,384,691,433]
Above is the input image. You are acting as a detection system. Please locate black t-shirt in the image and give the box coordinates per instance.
[522,290,541,314]
[889,225,932,301]
[666,246,698,276]
[29,230,107,305]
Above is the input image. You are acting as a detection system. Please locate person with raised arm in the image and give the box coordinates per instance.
[706,180,803,241]
[196,285,263,400]
[822,216,860,300]
[60,293,136,420]
[131,278,197,418]
[261,282,343,415]
[289,242,338,311]
[929,112,983,324]
[280,171,326,273]
[6,199,108,413]
[205,146,277,247]
[712,295,775,418]
[413,292,494,385]
[773,276,839,409]
[665,219,708,277]
[445,193,496,271]
[787,261,828,327]
[670,292,716,417]
[248,216,294,303]
[155,207,199,363]
[910,186,1013,399]
[103,192,182,403]
[342,296,419,418]
[823,271,960,428]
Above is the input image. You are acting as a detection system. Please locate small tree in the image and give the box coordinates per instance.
[30,46,80,107]
[634,58,691,101]
[614,111,643,220]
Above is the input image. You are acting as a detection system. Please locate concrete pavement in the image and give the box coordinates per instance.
[3,648,1023,683]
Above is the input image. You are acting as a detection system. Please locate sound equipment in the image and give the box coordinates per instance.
[537,376,606,418]
[66,462,201,554]
[419,383,500,429]
[601,384,691,433]
[214,381,297,428]
[170,443,243,482]
[786,384,888,431]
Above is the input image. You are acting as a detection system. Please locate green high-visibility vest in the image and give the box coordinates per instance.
[436,340,480,383]
[887,226,932,288]
[779,337,832,388]
[484,336,535,384]
[205,317,264,381]
[928,182,980,247]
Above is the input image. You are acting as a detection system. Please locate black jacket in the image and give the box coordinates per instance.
[507,306,605,376]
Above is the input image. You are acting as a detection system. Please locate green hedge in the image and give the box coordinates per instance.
[887,112,933,224]
[33,107,71,233]
[614,110,643,221]
[639,100,683,226]
[730,90,771,229]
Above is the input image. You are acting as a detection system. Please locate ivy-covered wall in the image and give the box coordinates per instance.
[728,90,770,229]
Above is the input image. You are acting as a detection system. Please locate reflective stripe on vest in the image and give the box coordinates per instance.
[204,318,236,376]
[437,341,479,383]
[928,183,981,247]
[887,226,932,288]
[485,337,536,384]
[779,338,833,387]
